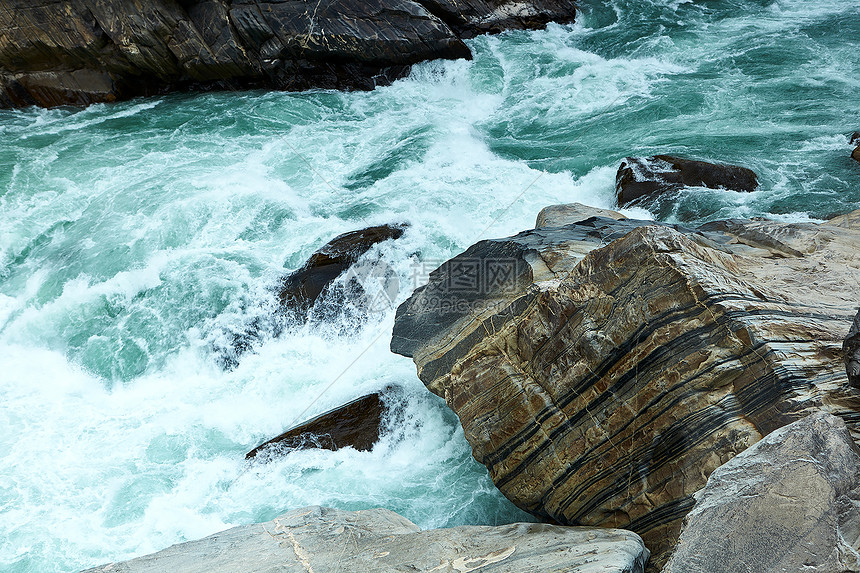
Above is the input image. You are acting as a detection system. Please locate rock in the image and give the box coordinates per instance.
[615,155,759,207]
[846,309,860,388]
[245,389,394,460]
[853,146,860,163]
[0,0,575,108]
[663,412,860,573]
[391,207,860,567]
[535,202,626,228]
[79,505,650,573]
[278,224,406,314]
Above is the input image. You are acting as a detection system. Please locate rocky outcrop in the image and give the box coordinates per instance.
[246,389,394,460]
[615,155,758,207]
[279,223,406,315]
[391,204,860,566]
[0,0,576,108]
[80,505,649,573]
[663,412,860,573]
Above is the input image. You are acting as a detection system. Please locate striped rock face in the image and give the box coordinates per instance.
[391,205,860,566]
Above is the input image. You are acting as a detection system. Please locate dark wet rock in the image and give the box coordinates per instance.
[80,505,649,573]
[846,308,860,388]
[278,224,406,314]
[392,205,860,567]
[246,389,394,459]
[0,0,576,108]
[853,146,860,163]
[615,155,759,207]
[663,412,860,573]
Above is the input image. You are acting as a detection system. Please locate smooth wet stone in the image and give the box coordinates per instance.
[615,155,758,206]
[79,505,649,573]
[663,412,860,573]
[392,206,860,567]
[246,389,392,460]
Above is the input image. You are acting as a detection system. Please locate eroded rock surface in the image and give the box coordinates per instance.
[80,505,650,573]
[663,412,860,573]
[615,155,758,207]
[0,0,576,108]
[392,204,860,566]
[246,389,393,459]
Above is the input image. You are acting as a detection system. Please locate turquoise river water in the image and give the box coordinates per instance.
[1,0,859,571]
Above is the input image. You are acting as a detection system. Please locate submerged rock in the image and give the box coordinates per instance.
[615,155,758,207]
[663,412,860,573]
[80,505,650,573]
[0,0,575,108]
[245,389,393,459]
[278,224,406,315]
[391,204,860,566]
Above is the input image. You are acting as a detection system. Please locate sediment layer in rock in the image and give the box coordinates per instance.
[80,505,649,573]
[663,412,860,573]
[0,0,576,108]
[392,204,860,566]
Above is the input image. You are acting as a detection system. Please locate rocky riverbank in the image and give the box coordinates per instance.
[80,505,649,573]
[75,203,860,571]
[0,0,576,108]
[392,203,860,568]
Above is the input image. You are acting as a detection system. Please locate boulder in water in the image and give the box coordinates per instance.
[615,155,758,207]
[663,412,860,573]
[245,389,394,459]
[278,224,406,314]
[79,505,650,573]
[392,206,860,567]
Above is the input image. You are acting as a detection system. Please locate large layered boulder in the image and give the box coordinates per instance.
[663,412,860,572]
[391,204,860,566]
[80,505,650,573]
[615,155,758,207]
[0,0,576,108]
